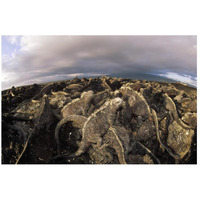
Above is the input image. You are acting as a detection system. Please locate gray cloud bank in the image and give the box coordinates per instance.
[2,36,197,90]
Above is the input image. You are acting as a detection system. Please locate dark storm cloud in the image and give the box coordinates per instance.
[2,35,197,89]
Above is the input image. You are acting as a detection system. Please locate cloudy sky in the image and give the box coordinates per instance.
[1,35,197,90]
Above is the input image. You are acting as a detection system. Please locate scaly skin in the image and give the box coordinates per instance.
[54,90,94,154]
[106,127,127,164]
[102,76,113,91]
[32,83,55,100]
[61,90,94,117]
[79,78,93,92]
[8,98,41,121]
[33,95,56,131]
[163,93,192,129]
[74,97,125,157]
[51,91,68,96]
[135,141,161,164]
[119,85,151,117]
[55,115,87,154]
[15,95,56,164]
[151,109,181,160]
[50,97,125,162]
[89,143,114,164]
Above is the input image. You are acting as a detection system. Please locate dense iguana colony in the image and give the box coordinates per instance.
[1,76,197,164]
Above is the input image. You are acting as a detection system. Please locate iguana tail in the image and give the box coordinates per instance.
[108,127,127,164]
[55,115,87,154]
[173,110,192,129]
[164,94,192,129]
[135,141,161,164]
[15,131,33,164]
[152,109,181,160]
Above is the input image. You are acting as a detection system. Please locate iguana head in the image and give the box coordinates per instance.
[110,97,125,111]
[81,90,94,102]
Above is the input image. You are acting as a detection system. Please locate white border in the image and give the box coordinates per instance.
[0,1,199,200]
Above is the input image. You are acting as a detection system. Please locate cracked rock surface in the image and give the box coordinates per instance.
[1,76,197,164]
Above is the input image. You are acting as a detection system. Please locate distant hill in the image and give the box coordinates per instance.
[108,72,196,88]
[109,72,176,83]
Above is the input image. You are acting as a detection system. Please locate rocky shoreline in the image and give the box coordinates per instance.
[1,76,197,164]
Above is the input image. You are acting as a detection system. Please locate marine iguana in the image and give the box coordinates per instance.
[51,91,68,96]
[6,98,41,121]
[119,85,151,118]
[89,143,114,164]
[61,90,94,118]
[101,76,113,91]
[55,115,88,154]
[163,93,192,129]
[52,97,125,161]
[71,98,125,155]
[54,90,94,153]
[151,108,181,160]
[15,94,56,164]
[104,126,129,164]
[32,83,56,101]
